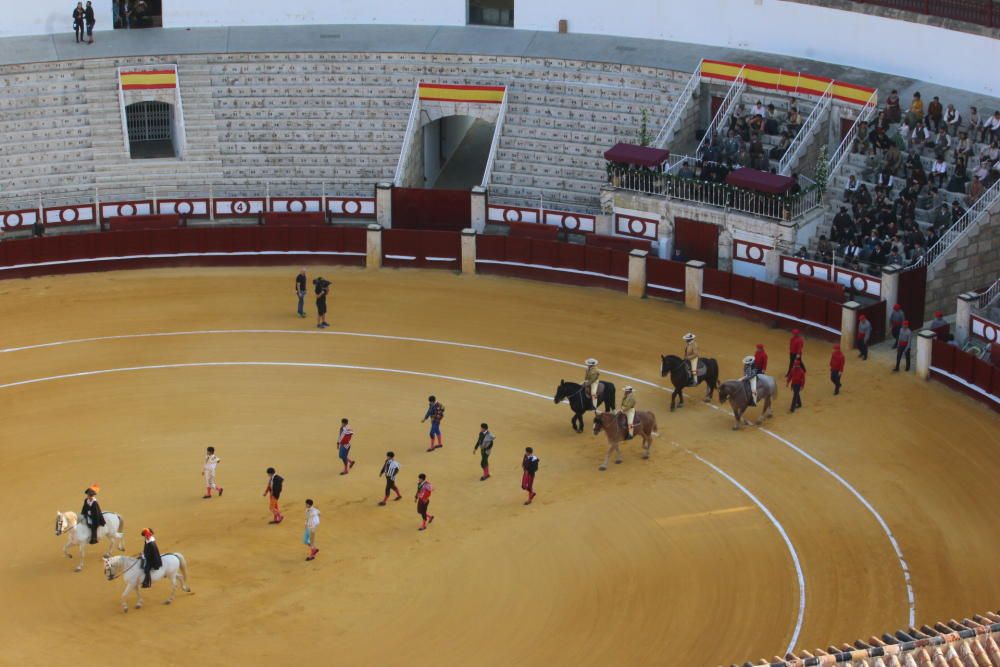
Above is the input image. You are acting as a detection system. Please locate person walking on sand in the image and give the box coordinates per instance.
[422,395,445,451]
[829,344,845,395]
[415,473,434,531]
[521,447,539,505]
[337,418,355,475]
[889,304,905,349]
[202,446,223,499]
[893,321,913,372]
[295,269,307,319]
[378,452,402,505]
[473,423,494,481]
[788,329,805,374]
[263,467,284,524]
[786,359,806,413]
[856,314,872,361]
[304,499,320,561]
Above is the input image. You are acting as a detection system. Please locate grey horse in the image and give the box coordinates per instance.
[717,375,777,430]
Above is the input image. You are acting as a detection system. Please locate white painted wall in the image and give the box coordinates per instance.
[164,0,465,28]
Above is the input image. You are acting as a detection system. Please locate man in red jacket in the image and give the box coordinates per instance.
[829,344,845,395]
[753,344,768,373]
[786,359,806,412]
[788,330,806,374]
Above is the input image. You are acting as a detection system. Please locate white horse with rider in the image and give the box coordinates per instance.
[54,511,126,572]
[104,553,192,612]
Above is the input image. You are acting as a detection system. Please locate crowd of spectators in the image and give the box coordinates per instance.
[700,98,807,171]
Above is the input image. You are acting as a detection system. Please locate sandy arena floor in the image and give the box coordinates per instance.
[0,266,997,667]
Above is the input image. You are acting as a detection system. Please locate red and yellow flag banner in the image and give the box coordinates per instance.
[701,60,876,106]
[418,83,505,104]
[119,69,178,90]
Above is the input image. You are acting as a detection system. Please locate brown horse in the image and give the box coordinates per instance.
[592,411,659,471]
[718,375,777,430]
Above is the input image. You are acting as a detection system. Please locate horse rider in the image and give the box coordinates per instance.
[140,528,162,589]
[81,484,105,545]
[741,355,760,406]
[683,333,699,386]
[619,386,636,440]
[584,359,600,409]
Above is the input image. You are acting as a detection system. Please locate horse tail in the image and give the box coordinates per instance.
[116,513,124,535]
[175,553,190,588]
[651,413,660,437]
[606,383,616,410]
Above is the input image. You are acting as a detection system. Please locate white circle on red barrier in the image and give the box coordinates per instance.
[177,202,193,215]
[288,199,306,213]
[233,200,250,214]
[797,263,813,277]
[747,245,764,262]
[504,209,521,223]
[986,325,997,343]
[59,207,79,223]
[5,212,22,228]
[852,276,866,291]
[627,218,646,236]
[344,199,361,215]
[562,216,579,231]
[121,203,137,217]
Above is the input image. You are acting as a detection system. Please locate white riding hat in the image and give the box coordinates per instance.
[585,358,598,366]
[683,333,695,341]
[743,356,755,365]
[623,386,633,392]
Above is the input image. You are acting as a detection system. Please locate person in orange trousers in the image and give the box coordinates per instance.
[830,344,845,395]
[263,467,285,524]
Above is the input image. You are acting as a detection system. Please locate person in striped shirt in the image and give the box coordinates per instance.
[473,423,494,481]
[415,473,435,531]
[338,418,355,475]
[378,452,402,506]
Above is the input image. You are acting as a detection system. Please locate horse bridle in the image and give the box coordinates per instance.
[106,558,141,581]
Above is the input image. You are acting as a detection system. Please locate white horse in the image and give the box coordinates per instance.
[104,554,191,612]
[55,511,126,572]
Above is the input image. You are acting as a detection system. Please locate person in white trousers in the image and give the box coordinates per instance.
[203,446,223,499]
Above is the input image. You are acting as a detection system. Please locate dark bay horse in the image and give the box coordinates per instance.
[592,411,659,470]
[660,355,719,411]
[554,380,616,433]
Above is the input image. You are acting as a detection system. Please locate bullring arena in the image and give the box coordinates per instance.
[1,3,1000,667]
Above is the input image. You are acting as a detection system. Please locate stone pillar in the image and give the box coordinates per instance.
[915,329,936,380]
[628,249,648,298]
[595,214,613,236]
[366,224,382,271]
[461,228,477,275]
[955,292,977,345]
[376,182,392,229]
[764,247,781,284]
[841,300,860,352]
[685,260,705,310]
[470,186,487,233]
[881,264,901,334]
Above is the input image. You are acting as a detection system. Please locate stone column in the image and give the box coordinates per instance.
[915,329,936,380]
[366,224,382,271]
[595,214,613,236]
[841,300,860,352]
[470,186,487,233]
[376,182,392,229]
[764,247,781,284]
[955,292,977,345]
[685,260,705,310]
[881,264,901,334]
[628,249,648,298]
[461,228,477,275]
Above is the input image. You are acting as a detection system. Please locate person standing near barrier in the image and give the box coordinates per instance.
[72,3,85,43]
[893,321,913,372]
[788,330,805,374]
[378,452,402,505]
[84,1,95,44]
[857,314,872,361]
[263,467,284,524]
[473,423,494,481]
[786,359,806,413]
[521,447,539,505]
[415,474,435,531]
[337,418,355,475]
[295,269,307,319]
[422,395,445,451]
[753,344,768,374]
[890,304,905,348]
[829,344,845,395]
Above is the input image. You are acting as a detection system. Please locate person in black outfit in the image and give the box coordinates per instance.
[81,486,105,544]
[140,528,163,589]
[84,1,96,44]
[72,2,85,43]
[314,277,329,329]
[295,269,307,319]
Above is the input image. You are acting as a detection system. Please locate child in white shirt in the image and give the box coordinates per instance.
[304,499,321,561]
[202,446,223,499]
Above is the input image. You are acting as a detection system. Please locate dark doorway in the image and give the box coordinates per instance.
[468,0,513,27]
[674,217,720,268]
[423,116,495,190]
[125,101,175,159]
[114,0,163,29]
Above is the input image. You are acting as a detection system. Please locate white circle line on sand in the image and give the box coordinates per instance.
[675,442,805,656]
[0,328,914,622]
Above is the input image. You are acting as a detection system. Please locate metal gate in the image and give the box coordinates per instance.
[125,101,172,144]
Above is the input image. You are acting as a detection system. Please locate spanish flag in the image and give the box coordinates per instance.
[120,69,177,90]
[418,83,505,104]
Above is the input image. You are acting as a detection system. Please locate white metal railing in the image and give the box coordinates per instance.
[908,178,1000,271]
[487,192,599,216]
[826,91,878,182]
[778,81,833,176]
[480,86,510,189]
[653,60,703,149]
[695,66,746,158]
[609,166,822,221]
[393,84,422,186]
[976,278,1000,309]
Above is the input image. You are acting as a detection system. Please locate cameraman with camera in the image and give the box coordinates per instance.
[314,277,330,329]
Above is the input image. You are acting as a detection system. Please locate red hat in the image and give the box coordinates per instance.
[791,329,801,335]
[755,343,764,349]
[934,311,943,318]
[859,314,867,321]
[141,528,154,538]
[893,303,901,310]
[903,320,910,326]
[833,344,841,350]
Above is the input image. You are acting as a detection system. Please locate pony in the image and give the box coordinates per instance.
[55,511,126,572]
[660,355,719,411]
[718,375,777,430]
[592,411,659,470]
[104,553,192,613]
[554,380,616,433]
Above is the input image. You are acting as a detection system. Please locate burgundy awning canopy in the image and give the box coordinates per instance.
[725,168,795,195]
[603,143,670,168]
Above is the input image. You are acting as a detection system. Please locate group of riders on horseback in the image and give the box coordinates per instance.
[80,485,161,588]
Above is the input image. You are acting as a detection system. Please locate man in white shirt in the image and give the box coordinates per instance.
[202,446,223,499]
[304,499,320,561]
[985,111,1000,141]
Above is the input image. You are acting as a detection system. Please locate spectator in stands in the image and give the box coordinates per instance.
[852,122,871,154]
[794,246,810,260]
[967,175,986,206]
[893,321,913,372]
[843,175,859,203]
[671,247,686,263]
[785,106,803,135]
[786,359,806,413]
[73,2,85,43]
[909,242,925,265]
[988,140,1000,164]
[842,236,861,263]
[764,104,780,135]
[885,89,902,123]
[876,168,895,193]
[946,156,968,194]
[886,246,902,266]
[944,104,961,136]
[748,100,766,133]
[932,128,951,158]
[966,106,982,142]
[722,130,740,162]
[932,203,951,229]
[789,173,802,195]
[829,344,845,396]
[816,236,833,263]
[84,1,95,44]
[985,111,1000,142]
[926,96,943,132]
[905,92,924,127]
[950,200,966,222]
[889,303,905,348]
[929,155,948,188]
[677,161,694,179]
[955,132,974,160]
[733,115,750,143]
[769,132,791,161]
[908,122,931,154]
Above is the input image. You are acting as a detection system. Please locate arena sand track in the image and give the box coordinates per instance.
[0,267,997,667]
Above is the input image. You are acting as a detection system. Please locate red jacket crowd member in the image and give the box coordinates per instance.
[829,344,846,395]
[415,474,434,531]
[753,344,768,373]
[788,330,805,374]
[522,447,539,505]
[786,359,806,413]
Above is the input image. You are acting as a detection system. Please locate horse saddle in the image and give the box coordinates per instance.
[688,362,704,386]
[617,413,635,432]
[585,382,605,399]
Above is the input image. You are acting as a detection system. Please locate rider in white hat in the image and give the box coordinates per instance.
[741,355,759,406]
[619,386,636,440]
[682,334,699,386]
[584,359,600,409]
